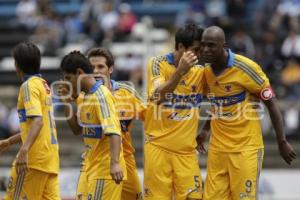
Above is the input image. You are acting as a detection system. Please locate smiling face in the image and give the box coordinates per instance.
[89,56,113,80]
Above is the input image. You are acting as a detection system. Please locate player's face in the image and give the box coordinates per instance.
[200,35,223,64]
[89,56,112,80]
[188,40,201,61]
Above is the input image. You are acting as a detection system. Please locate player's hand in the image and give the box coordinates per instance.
[57,81,75,103]
[177,51,198,76]
[15,146,28,174]
[94,73,109,89]
[278,140,296,165]
[110,162,123,184]
[0,139,11,153]
[196,130,208,154]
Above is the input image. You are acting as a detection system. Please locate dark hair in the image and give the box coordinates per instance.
[60,50,93,74]
[12,42,41,74]
[87,47,114,68]
[175,23,203,50]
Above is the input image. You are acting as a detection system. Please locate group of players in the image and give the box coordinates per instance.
[0,24,297,200]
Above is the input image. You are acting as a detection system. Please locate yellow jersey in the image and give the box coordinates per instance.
[144,53,205,155]
[204,49,273,152]
[77,81,126,180]
[17,74,59,174]
[112,81,146,157]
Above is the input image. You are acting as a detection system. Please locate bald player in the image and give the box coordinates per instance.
[197,26,296,200]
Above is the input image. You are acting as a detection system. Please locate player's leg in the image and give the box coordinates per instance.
[173,153,203,200]
[42,173,60,200]
[6,168,48,200]
[76,169,88,200]
[87,179,123,200]
[144,143,173,200]
[229,148,264,200]
[204,150,231,200]
[122,154,143,200]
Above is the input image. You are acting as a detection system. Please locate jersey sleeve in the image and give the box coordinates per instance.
[95,86,121,136]
[22,81,43,117]
[238,61,275,100]
[131,90,146,121]
[147,56,166,98]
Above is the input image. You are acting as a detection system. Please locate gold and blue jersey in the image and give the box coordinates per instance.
[204,49,272,152]
[77,81,126,180]
[111,80,146,157]
[144,52,205,155]
[17,74,59,174]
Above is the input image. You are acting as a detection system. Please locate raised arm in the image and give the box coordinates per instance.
[151,51,198,104]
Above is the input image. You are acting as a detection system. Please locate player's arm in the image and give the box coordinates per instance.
[240,61,296,165]
[108,134,123,184]
[151,51,198,104]
[64,104,82,135]
[96,87,123,184]
[57,83,82,135]
[263,98,296,164]
[196,119,210,154]
[0,133,22,153]
[16,116,43,173]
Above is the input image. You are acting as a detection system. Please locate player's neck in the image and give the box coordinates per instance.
[211,50,228,73]
[173,51,180,67]
[82,77,97,93]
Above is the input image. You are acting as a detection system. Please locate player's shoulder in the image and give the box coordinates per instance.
[21,76,45,91]
[118,82,144,101]
[233,54,261,72]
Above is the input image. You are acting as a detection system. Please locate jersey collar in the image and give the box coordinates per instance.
[110,80,120,91]
[88,79,120,94]
[226,48,235,67]
[23,73,42,82]
[88,80,103,93]
[166,52,175,66]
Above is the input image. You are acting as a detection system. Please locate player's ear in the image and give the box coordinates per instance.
[177,43,185,51]
[76,68,84,75]
[108,65,114,75]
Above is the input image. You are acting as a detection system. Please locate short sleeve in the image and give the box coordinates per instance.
[147,57,166,98]
[237,61,274,100]
[22,81,42,117]
[95,86,121,136]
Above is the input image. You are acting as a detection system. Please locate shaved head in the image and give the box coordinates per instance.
[203,26,226,43]
[200,26,227,64]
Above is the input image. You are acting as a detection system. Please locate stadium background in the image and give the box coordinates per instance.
[0,0,299,199]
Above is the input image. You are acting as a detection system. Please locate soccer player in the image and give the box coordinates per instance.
[88,47,145,200]
[4,42,60,200]
[144,24,204,200]
[58,48,145,200]
[60,51,126,200]
[198,26,297,200]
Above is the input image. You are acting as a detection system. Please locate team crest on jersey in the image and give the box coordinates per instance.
[191,85,196,92]
[87,194,92,200]
[22,195,28,200]
[7,177,13,190]
[225,84,232,92]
